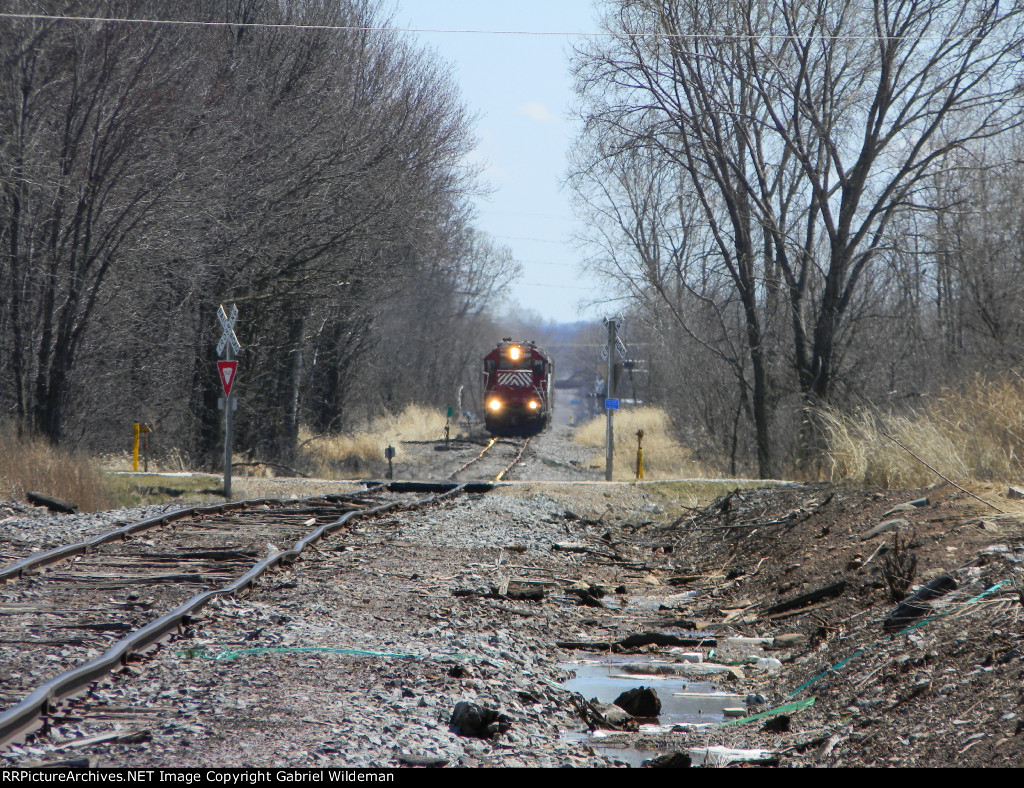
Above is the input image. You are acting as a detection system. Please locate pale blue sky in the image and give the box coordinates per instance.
[394,1,606,325]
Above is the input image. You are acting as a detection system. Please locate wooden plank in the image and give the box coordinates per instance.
[762,581,846,617]
[52,729,151,752]
[690,746,779,766]
[41,572,235,584]
[23,757,95,768]
[27,492,78,514]
[765,600,835,620]
[0,638,90,646]
[52,622,134,632]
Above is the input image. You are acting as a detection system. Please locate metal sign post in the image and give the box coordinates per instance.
[217,305,240,499]
[604,317,621,481]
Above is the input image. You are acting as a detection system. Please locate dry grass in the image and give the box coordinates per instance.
[573,406,716,480]
[821,376,1024,488]
[300,405,449,476]
[99,446,191,474]
[0,427,112,512]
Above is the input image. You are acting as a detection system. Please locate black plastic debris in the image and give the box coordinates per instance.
[763,714,791,733]
[883,573,958,632]
[449,701,512,738]
[643,752,692,768]
[613,687,661,718]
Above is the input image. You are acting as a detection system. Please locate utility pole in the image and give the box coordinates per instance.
[605,316,620,481]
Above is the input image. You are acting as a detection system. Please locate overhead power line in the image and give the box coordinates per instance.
[3,12,597,34]
[524,283,594,290]
[498,235,567,245]
[0,13,1008,42]
[518,260,580,268]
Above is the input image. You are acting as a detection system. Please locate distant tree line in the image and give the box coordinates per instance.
[570,0,1024,478]
[1,0,517,467]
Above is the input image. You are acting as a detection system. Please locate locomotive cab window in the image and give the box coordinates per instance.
[484,360,496,375]
[533,360,545,376]
[498,356,531,370]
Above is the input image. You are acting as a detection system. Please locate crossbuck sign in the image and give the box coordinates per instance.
[216,304,240,357]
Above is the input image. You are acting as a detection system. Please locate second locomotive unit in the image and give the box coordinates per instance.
[482,339,554,435]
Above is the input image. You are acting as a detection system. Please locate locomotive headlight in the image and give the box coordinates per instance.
[508,346,521,361]
[528,400,539,410]
[488,399,502,412]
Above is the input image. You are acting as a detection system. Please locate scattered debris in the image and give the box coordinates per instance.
[642,752,692,768]
[613,687,661,718]
[26,492,79,515]
[692,746,779,766]
[860,518,909,541]
[763,714,791,733]
[396,753,448,767]
[883,573,957,632]
[449,702,512,739]
[882,498,930,516]
[762,582,847,617]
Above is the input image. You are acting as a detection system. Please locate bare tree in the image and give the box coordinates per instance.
[0,1,197,442]
[2,0,519,470]
[572,0,1024,475]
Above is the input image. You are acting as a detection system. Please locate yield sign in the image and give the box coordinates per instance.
[217,361,238,397]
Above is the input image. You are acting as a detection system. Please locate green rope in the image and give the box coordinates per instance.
[787,579,1010,698]
[719,696,816,726]
[177,645,478,661]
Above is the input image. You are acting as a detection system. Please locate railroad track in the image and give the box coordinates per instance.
[0,485,470,746]
[448,437,531,482]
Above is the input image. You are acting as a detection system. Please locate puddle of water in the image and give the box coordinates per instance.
[576,733,773,768]
[561,658,742,725]
[625,591,700,611]
[577,737,655,767]
[572,731,759,767]
[562,656,748,767]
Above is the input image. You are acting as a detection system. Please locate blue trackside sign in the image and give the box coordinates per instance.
[605,398,620,410]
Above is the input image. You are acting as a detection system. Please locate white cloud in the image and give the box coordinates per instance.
[519,102,560,123]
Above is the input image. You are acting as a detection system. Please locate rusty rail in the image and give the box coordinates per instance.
[0,494,357,583]
[495,437,531,482]
[448,438,498,480]
[449,438,529,482]
[0,486,467,746]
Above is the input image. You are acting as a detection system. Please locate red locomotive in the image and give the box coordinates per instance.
[482,339,554,435]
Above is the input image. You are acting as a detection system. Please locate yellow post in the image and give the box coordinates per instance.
[132,422,140,472]
[636,429,645,480]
